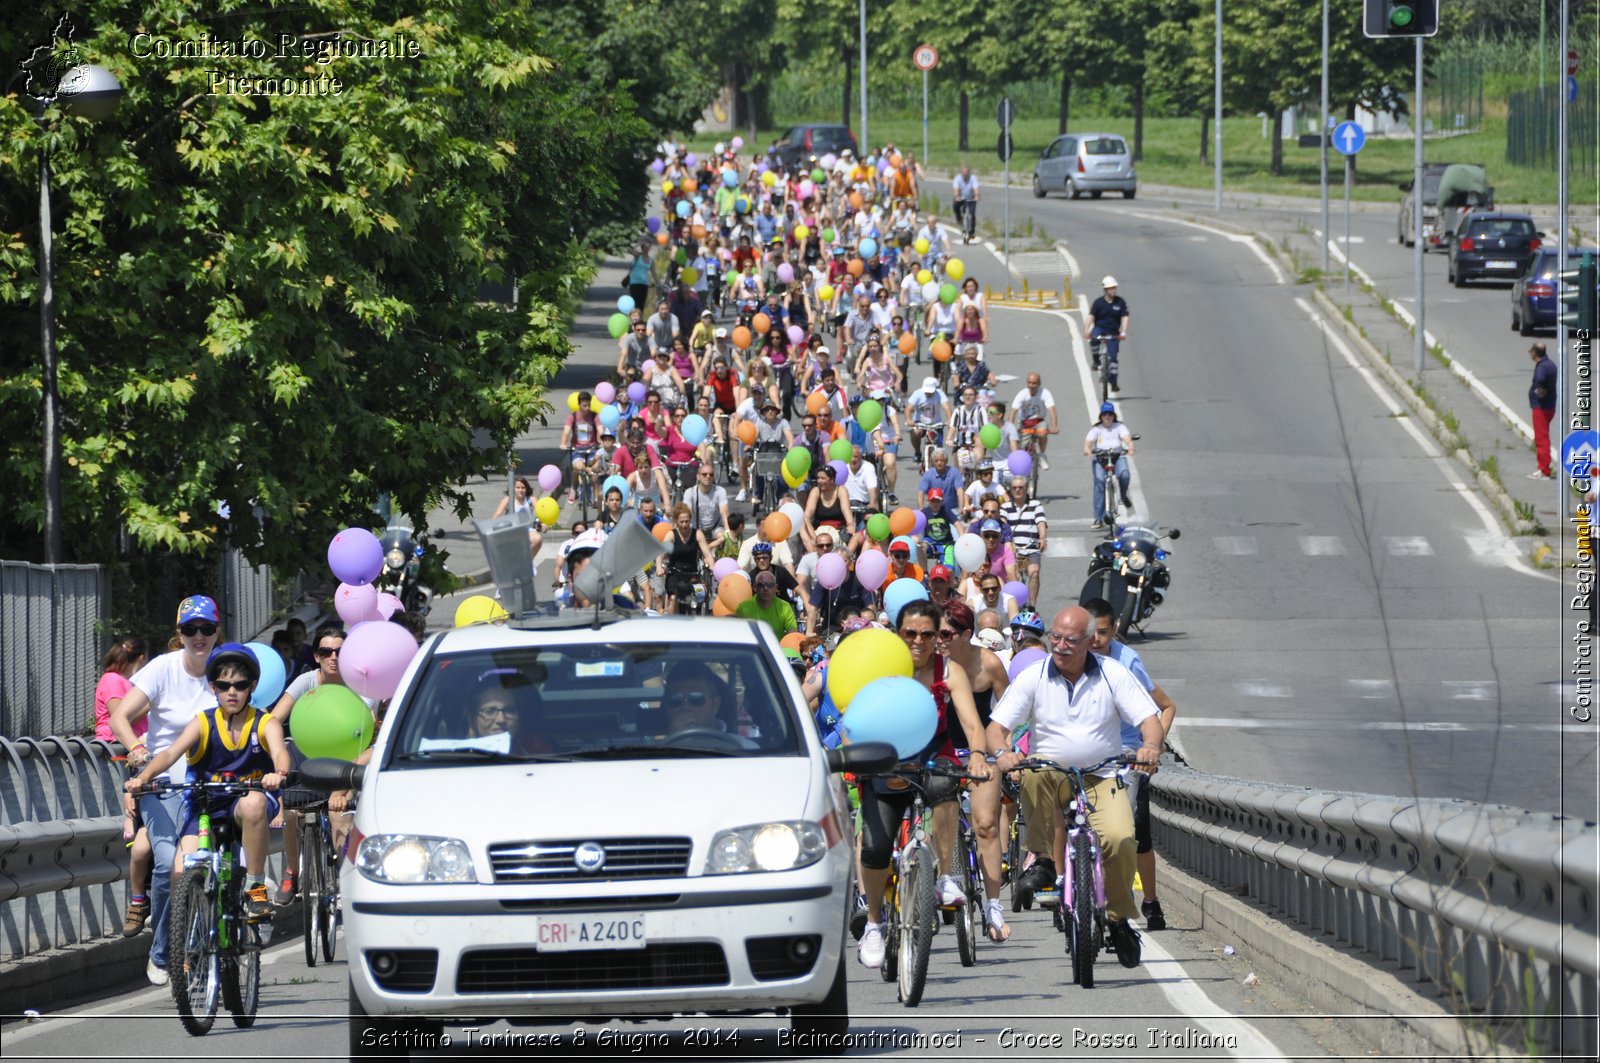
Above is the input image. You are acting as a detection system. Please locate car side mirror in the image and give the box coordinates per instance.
[293,757,364,793]
[826,741,898,775]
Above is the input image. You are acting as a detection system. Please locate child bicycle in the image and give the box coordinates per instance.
[287,793,343,966]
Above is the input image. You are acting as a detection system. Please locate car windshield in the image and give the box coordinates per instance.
[387,643,802,764]
[1466,219,1533,240]
[1083,138,1127,156]
[813,129,849,148]
[1421,174,1443,201]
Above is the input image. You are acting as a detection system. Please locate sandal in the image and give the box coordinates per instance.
[984,898,1011,943]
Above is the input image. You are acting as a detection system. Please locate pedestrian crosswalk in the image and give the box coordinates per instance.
[1042,531,1501,560]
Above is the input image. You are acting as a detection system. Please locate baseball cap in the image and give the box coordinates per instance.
[929,564,953,582]
[177,595,220,626]
[1101,275,1118,288]
[816,345,831,356]
[973,628,1006,652]
[1100,401,1116,415]
[700,309,713,318]
[978,518,1003,535]
[814,526,838,542]
[889,536,914,556]
[715,327,728,338]
[921,376,938,392]
[927,488,944,502]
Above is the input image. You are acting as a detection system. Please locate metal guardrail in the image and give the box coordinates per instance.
[0,561,109,738]
[1151,764,1598,1058]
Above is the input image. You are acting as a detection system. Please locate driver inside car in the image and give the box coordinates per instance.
[660,662,756,748]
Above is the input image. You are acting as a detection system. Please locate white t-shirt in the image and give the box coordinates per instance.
[738,535,795,569]
[990,653,1158,769]
[843,462,879,505]
[131,651,216,784]
[1010,387,1056,422]
[1085,422,1132,453]
[282,671,380,714]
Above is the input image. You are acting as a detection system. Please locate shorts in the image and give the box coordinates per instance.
[882,443,899,456]
[180,790,281,838]
[1123,767,1152,854]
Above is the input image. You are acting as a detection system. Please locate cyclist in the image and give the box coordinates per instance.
[125,644,291,923]
[954,345,991,400]
[854,337,900,397]
[921,488,960,566]
[559,392,602,505]
[955,304,988,360]
[1001,477,1048,608]
[1084,275,1130,394]
[952,166,980,243]
[915,213,947,260]
[1084,401,1134,529]
[949,384,985,454]
[658,503,713,614]
[681,463,729,538]
[1009,373,1059,470]
[907,376,948,466]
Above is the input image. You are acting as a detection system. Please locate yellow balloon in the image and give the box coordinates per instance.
[947,258,965,281]
[914,237,930,255]
[827,628,915,711]
[762,171,777,187]
[680,266,699,285]
[535,496,559,525]
[818,284,835,302]
[794,224,810,241]
[590,398,604,414]
[567,392,580,412]
[916,269,933,286]
[661,180,674,194]
[454,594,509,628]
[783,464,805,489]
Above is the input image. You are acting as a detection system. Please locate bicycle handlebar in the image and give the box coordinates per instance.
[131,774,289,797]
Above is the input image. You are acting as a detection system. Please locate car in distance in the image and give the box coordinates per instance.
[1398,162,1493,251]
[1511,247,1600,335]
[771,124,858,173]
[310,612,896,1058]
[1032,132,1137,200]
[1447,211,1541,287]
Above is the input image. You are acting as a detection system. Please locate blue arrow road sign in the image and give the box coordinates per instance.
[1569,76,1580,104]
[1561,429,1600,480]
[1332,121,1366,156]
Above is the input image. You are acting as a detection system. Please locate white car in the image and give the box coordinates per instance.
[305,613,893,1059]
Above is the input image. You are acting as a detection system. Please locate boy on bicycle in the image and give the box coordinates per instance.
[126,644,290,921]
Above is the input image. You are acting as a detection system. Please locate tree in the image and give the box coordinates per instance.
[881,0,998,152]
[1146,0,1214,161]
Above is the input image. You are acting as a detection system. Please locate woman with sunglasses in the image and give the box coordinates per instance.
[802,464,856,554]
[646,349,687,414]
[110,595,225,987]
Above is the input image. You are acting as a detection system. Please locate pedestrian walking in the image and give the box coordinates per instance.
[1529,342,1557,479]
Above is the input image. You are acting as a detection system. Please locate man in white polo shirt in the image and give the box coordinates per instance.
[987,605,1163,968]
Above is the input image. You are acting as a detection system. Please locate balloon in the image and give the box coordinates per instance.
[567,392,580,413]
[599,404,622,429]
[617,294,635,315]
[787,324,805,346]
[723,169,739,187]
[794,224,810,241]
[1004,580,1030,607]
[339,619,420,702]
[1008,449,1034,478]
[724,268,740,287]
[650,159,665,175]
[816,551,848,589]
[781,501,806,529]
[732,135,745,150]
[914,237,930,255]
[806,390,828,416]
[1008,647,1048,681]
[829,459,849,484]
[737,421,758,446]
[627,381,647,403]
[847,258,865,277]
[954,533,987,572]
[849,191,864,209]
[762,171,778,187]
[912,510,927,536]
[854,548,889,592]
[821,153,838,169]
[890,534,918,555]
[979,423,1002,450]
[374,592,404,620]
[653,521,674,542]
[682,413,708,445]
[931,339,953,362]
[752,312,772,334]
[455,594,509,627]
[713,557,741,582]
[897,332,916,355]
[685,152,697,167]
[777,263,795,284]
[883,578,929,626]
[535,496,559,525]
[243,642,286,709]
[828,437,852,462]
[538,464,563,493]
[784,445,813,477]
[601,474,631,505]
[922,279,941,302]
[717,570,752,610]
[827,628,914,711]
[916,269,933,286]
[692,224,707,240]
[675,247,688,265]
[857,399,883,432]
[712,598,734,616]
[680,266,699,285]
[292,684,375,760]
[735,196,751,214]
[682,177,698,194]
[811,167,826,183]
[732,326,753,349]
[782,463,806,490]
[866,513,891,542]
[859,238,878,259]
[780,631,804,652]
[764,512,793,541]
[888,507,917,537]
[940,283,959,305]
[327,528,383,585]
[838,676,937,758]
[798,180,816,200]
[676,200,691,218]
[818,284,835,303]
[822,227,836,243]
[656,232,669,246]
[595,381,616,404]
[590,397,604,414]
[947,258,966,281]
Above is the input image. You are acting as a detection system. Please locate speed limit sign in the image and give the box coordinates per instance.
[914,44,939,71]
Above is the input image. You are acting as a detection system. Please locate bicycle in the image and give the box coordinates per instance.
[1020,425,1047,498]
[1013,755,1134,988]
[665,458,699,508]
[1089,335,1113,403]
[753,445,785,518]
[1091,448,1126,529]
[569,449,603,524]
[913,420,945,473]
[293,797,341,967]
[944,777,988,967]
[139,777,273,1035]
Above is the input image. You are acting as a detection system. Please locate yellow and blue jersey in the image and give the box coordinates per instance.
[186,706,272,784]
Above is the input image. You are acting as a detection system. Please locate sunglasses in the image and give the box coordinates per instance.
[755,580,778,589]
[180,623,217,638]
[981,584,1000,592]
[901,629,938,642]
[666,690,711,708]
[212,679,252,693]
[938,627,962,639]
[315,645,341,658]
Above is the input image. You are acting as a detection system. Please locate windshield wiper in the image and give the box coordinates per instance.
[397,749,571,763]
[563,743,742,759]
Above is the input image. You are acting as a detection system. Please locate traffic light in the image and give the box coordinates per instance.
[1362,0,1439,38]
[1558,252,1597,334]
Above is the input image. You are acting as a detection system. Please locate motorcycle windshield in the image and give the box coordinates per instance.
[380,527,415,553]
[1115,522,1162,552]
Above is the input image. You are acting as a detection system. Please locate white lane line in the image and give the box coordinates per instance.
[1137,934,1294,1062]
[1127,211,1285,285]
[1386,535,1435,556]
[1045,537,1092,557]
[1298,535,1346,556]
[1239,682,1293,698]
[1054,239,1081,279]
[1444,680,1495,700]
[1213,535,1258,555]
[1296,296,1556,583]
[1348,678,1395,698]
[1177,716,1572,733]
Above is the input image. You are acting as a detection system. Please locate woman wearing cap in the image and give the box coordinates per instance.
[111,596,226,986]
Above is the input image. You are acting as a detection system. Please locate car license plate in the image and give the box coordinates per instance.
[1488,260,1516,269]
[535,914,647,951]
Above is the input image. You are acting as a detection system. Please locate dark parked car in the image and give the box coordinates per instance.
[1447,211,1541,287]
[771,124,858,172]
[1511,248,1600,335]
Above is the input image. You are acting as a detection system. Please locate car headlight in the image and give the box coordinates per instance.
[356,835,476,884]
[704,821,827,874]
[1126,550,1148,571]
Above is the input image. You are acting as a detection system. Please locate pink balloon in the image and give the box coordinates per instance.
[713,557,740,582]
[787,325,804,346]
[798,180,815,200]
[334,582,378,626]
[375,591,405,620]
[327,528,383,585]
[829,460,849,484]
[854,549,888,591]
[538,464,563,493]
[777,263,794,284]
[1008,647,1048,681]
[816,551,847,590]
[339,618,421,701]
[595,381,616,404]
[731,136,744,150]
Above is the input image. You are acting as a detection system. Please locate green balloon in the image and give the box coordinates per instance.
[940,282,959,305]
[811,167,826,183]
[857,399,883,432]
[979,423,1002,450]
[867,513,891,541]
[828,437,852,462]
[822,227,836,243]
[724,269,740,288]
[784,445,813,476]
[607,312,630,339]
[291,684,374,761]
[675,247,688,265]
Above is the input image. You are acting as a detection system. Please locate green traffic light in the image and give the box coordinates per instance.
[1389,4,1415,27]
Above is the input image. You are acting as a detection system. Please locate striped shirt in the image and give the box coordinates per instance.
[1001,498,1047,556]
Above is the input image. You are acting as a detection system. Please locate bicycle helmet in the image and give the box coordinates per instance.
[849,393,863,407]
[1101,275,1118,288]
[752,541,774,556]
[206,642,260,683]
[1099,401,1116,416]
[1010,610,1045,637]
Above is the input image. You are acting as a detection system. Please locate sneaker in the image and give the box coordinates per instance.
[245,885,273,923]
[937,874,965,906]
[858,922,886,969]
[1122,497,1134,512]
[1090,520,1105,530]
[984,898,1010,942]
[1527,470,1552,479]
[1108,917,1142,967]
[1142,898,1167,931]
[1110,381,1120,393]
[850,895,869,941]
[122,897,150,937]
[1039,457,1050,471]
[276,869,298,904]
[1018,858,1057,894]
[735,488,748,502]
[1090,354,1100,370]
[146,959,169,987]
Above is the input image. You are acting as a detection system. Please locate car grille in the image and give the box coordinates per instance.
[488,837,693,883]
[456,944,729,993]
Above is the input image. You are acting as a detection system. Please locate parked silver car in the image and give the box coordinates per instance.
[1032,132,1137,200]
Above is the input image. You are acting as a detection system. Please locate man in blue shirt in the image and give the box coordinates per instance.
[917,448,964,522]
[1529,342,1558,479]
[1084,276,1131,393]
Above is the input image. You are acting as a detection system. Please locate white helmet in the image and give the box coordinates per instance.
[1101,275,1118,289]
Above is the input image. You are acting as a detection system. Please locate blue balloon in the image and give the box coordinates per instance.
[735,197,751,214]
[722,169,739,188]
[645,216,661,234]
[840,676,937,759]
[859,238,878,259]
[617,294,635,315]
[675,200,691,218]
[883,577,928,627]
[681,413,708,446]
[599,403,622,429]
[244,641,286,710]
[601,474,631,505]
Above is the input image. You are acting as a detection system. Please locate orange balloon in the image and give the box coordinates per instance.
[752,312,772,335]
[717,571,752,610]
[764,512,793,541]
[732,325,753,349]
[897,331,916,355]
[780,632,805,651]
[692,224,708,240]
[737,420,758,446]
[888,507,916,537]
[682,177,698,194]
[931,339,952,362]
[849,191,864,209]
[656,231,669,245]
[712,598,734,617]
[652,521,673,542]
[847,258,865,278]
[805,389,828,416]
[889,152,903,168]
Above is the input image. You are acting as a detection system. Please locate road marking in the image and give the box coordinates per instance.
[1444,680,1495,700]
[1176,716,1571,733]
[1239,682,1293,698]
[1385,535,1435,556]
[1137,934,1294,1061]
[1348,678,1395,698]
[1045,537,1092,557]
[1298,535,1346,556]
[1128,211,1285,285]
[1053,239,1080,278]
[1213,535,1258,555]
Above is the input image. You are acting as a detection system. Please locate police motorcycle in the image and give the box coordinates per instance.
[1077,522,1178,638]
[379,519,433,617]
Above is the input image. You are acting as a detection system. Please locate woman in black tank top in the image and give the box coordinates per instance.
[660,504,707,614]
[803,465,854,550]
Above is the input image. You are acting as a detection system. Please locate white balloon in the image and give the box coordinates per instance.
[921,279,941,303]
[954,533,987,573]
[780,502,805,531]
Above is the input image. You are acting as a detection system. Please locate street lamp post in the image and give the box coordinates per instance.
[32,64,123,564]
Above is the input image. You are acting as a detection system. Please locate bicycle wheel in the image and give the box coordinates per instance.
[878,870,899,984]
[169,865,220,1036]
[1069,832,1098,988]
[897,845,936,1006]
[953,827,978,968]
[319,817,339,963]
[1028,440,1042,498]
[224,920,262,1027]
[1098,351,1111,404]
[301,815,322,967]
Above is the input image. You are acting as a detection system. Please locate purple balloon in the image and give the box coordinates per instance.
[627,381,647,403]
[787,324,805,346]
[595,381,616,404]
[327,528,383,585]
[340,617,421,701]
[1008,647,1048,681]
[1007,450,1033,478]
[829,460,849,484]
[713,557,740,582]
[650,158,665,175]
[911,510,927,536]
[777,263,795,284]
[1003,580,1030,608]
[685,152,698,167]
[855,549,889,592]
[334,581,378,626]
[816,551,847,589]
[646,216,661,234]
[538,464,563,493]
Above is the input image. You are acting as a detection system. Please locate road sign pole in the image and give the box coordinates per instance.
[1413,36,1424,379]
[1004,137,1010,271]
[1320,0,1330,276]
[858,0,867,156]
[1214,0,1222,213]
[923,68,929,168]
[1344,155,1352,299]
